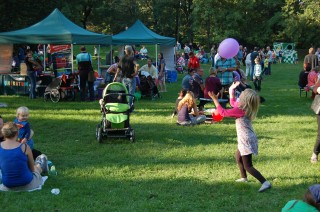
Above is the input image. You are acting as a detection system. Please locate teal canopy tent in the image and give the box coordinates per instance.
[0,8,111,44]
[112,20,175,46]
[112,20,176,70]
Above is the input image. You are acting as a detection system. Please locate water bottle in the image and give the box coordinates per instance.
[50,165,57,176]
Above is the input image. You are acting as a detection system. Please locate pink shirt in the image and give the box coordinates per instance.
[217,97,245,118]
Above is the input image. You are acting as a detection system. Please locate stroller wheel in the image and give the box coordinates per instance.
[96,124,103,143]
[50,89,60,103]
[44,93,49,101]
[129,129,135,142]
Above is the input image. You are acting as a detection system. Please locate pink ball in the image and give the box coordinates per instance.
[218,38,240,59]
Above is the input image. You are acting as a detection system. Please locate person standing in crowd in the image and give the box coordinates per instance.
[25,49,41,99]
[242,47,247,66]
[310,80,320,163]
[210,44,216,67]
[76,46,94,101]
[114,45,139,108]
[184,43,191,63]
[237,45,244,64]
[157,52,167,92]
[215,55,237,97]
[250,47,259,81]
[253,58,263,92]
[245,50,252,77]
[304,47,318,69]
[105,56,120,85]
[266,46,273,75]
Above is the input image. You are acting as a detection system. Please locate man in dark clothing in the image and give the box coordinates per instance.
[250,47,259,81]
[76,46,94,101]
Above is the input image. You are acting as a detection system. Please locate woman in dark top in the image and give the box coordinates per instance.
[25,50,41,99]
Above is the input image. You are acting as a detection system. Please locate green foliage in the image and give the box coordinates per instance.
[2,0,320,48]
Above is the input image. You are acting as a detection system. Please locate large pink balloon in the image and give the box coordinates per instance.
[218,38,239,59]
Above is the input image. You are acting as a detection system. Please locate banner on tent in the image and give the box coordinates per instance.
[273,42,298,64]
[48,44,72,72]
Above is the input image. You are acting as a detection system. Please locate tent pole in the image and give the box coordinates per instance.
[98,45,100,76]
[43,44,45,70]
[155,44,158,69]
[110,45,113,64]
[71,44,74,73]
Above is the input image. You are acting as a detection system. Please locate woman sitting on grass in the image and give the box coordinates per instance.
[0,122,48,191]
[177,91,206,125]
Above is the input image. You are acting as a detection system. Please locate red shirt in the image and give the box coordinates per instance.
[188,56,200,70]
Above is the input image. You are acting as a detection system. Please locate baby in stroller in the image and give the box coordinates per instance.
[97,82,135,143]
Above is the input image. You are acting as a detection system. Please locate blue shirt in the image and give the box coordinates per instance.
[237,50,243,60]
[0,143,33,188]
[76,52,92,63]
[181,74,194,91]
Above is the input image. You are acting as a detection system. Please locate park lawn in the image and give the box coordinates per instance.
[0,61,318,211]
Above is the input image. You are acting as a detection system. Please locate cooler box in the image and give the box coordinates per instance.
[166,70,178,83]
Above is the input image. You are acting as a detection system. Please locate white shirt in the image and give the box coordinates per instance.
[214,53,221,65]
[245,53,252,63]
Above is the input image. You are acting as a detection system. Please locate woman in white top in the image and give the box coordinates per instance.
[245,51,252,77]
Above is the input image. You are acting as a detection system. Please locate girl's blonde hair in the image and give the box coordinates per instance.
[238,89,260,120]
[1,122,19,139]
[177,91,195,111]
[16,106,29,117]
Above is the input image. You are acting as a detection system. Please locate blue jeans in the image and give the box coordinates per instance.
[27,71,36,99]
[122,77,136,106]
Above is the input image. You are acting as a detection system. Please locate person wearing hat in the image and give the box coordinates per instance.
[76,46,94,101]
[282,184,320,211]
[114,45,139,108]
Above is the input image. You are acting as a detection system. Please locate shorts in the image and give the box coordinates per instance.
[0,171,43,192]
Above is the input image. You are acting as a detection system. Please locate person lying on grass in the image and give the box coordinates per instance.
[208,81,271,192]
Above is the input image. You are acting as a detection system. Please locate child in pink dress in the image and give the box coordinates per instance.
[208,81,271,192]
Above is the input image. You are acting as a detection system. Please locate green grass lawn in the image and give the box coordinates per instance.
[0,60,318,211]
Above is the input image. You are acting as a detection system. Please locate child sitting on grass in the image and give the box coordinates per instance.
[208,82,271,192]
[177,91,206,125]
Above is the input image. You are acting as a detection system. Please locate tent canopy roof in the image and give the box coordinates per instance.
[112,20,175,46]
[0,8,111,44]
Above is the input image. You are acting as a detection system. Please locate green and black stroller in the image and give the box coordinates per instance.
[96,82,135,143]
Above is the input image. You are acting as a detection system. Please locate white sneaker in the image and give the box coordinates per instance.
[35,154,49,173]
[235,178,248,182]
[258,181,271,192]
